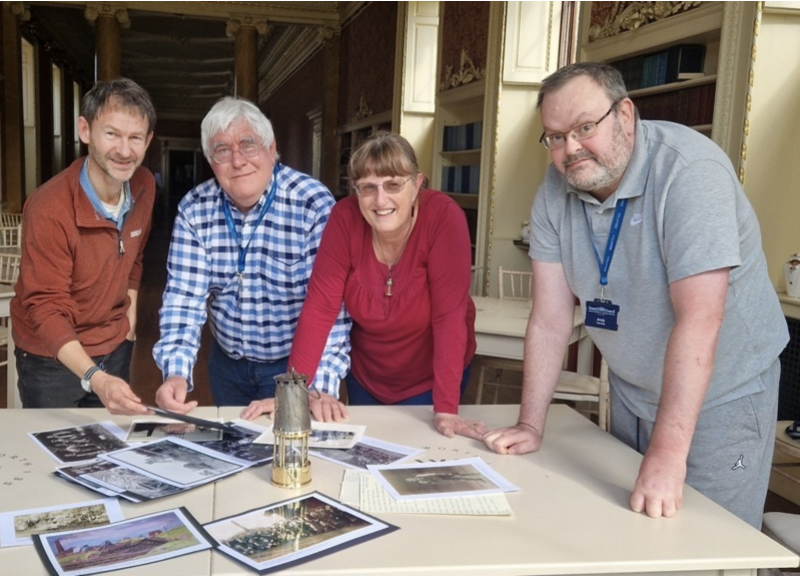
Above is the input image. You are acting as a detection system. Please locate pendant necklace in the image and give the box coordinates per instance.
[375,216,415,297]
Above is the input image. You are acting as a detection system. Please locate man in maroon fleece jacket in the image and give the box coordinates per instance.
[11,78,155,415]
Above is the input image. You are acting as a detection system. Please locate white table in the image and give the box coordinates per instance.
[472,296,593,374]
[1,405,797,575]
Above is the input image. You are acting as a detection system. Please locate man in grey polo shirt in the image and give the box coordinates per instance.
[483,62,788,528]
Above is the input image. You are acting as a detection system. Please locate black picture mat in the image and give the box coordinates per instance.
[31,506,216,576]
[205,491,398,575]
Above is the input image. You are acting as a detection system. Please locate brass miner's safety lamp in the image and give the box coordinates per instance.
[272,370,312,488]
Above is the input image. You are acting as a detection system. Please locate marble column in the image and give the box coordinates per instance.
[84,4,130,81]
[320,27,341,193]
[226,17,268,103]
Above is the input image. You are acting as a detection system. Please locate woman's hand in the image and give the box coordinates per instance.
[240,393,348,422]
[434,412,489,440]
[309,392,349,422]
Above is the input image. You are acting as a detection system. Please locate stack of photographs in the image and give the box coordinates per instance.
[32,420,273,503]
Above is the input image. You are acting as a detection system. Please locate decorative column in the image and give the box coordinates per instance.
[84,4,130,81]
[226,17,268,103]
[36,41,54,183]
[319,27,340,193]
[1,2,28,210]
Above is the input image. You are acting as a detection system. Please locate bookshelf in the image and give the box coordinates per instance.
[432,78,488,263]
[578,2,737,147]
[335,111,392,199]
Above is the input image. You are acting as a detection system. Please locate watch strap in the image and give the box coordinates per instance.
[81,365,103,393]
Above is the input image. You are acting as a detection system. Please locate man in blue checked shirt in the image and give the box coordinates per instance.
[153,97,350,419]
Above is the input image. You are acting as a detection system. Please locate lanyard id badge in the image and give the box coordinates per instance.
[585,299,620,331]
[583,198,627,331]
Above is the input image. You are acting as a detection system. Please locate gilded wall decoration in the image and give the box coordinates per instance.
[440,49,485,91]
[588,1,703,42]
[439,1,490,91]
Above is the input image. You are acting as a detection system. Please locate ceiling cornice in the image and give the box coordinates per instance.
[38,1,349,27]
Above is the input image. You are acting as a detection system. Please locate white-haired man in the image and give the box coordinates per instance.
[153,97,350,420]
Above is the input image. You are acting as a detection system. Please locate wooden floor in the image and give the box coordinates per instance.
[1,214,799,518]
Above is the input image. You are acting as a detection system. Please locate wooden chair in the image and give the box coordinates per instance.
[473,266,611,431]
[0,253,20,369]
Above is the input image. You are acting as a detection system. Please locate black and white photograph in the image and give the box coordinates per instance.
[125,420,222,443]
[195,423,274,465]
[100,437,251,488]
[255,422,365,450]
[204,492,396,574]
[310,436,423,470]
[0,499,123,548]
[368,457,519,501]
[33,508,213,576]
[29,422,128,464]
[54,460,124,498]
[78,462,189,502]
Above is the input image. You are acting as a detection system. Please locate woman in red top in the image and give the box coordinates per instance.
[243,132,486,440]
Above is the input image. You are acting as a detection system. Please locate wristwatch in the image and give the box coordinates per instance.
[80,366,103,393]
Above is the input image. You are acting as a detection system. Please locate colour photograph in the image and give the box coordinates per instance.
[204,492,396,574]
[33,508,213,576]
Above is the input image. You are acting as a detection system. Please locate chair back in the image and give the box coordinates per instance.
[498,266,532,300]
[0,225,21,247]
[0,253,21,285]
[0,213,22,227]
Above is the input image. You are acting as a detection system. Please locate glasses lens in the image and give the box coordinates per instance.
[544,135,566,150]
[240,142,260,157]
[356,183,379,196]
[383,179,407,193]
[574,122,598,141]
[213,148,232,163]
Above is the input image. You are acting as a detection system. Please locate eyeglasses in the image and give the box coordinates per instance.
[210,139,263,164]
[353,176,412,197]
[539,101,620,150]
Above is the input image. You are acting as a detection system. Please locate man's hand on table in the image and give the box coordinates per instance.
[240,392,348,423]
[630,445,686,519]
[154,376,198,414]
[482,421,543,455]
[91,372,149,415]
[434,412,489,440]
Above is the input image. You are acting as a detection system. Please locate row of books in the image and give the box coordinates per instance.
[443,121,483,152]
[611,44,706,90]
[633,82,715,127]
[441,164,480,194]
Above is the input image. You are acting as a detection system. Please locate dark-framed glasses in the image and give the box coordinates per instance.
[353,176,412,197]
[210,139,264,164]
[539,100,620,150]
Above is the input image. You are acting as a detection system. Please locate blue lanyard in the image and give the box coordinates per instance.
[222,163,280,278]
[583,198,627,298]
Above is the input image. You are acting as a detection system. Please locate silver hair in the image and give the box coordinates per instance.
[200,97,275,159]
